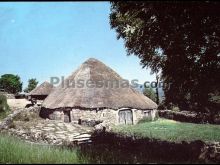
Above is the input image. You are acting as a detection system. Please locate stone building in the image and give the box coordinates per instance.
[41,58,157,125]
[28,81,54,104]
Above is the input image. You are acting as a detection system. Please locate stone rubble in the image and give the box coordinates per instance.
[0,106,94,146]
[5,120,94,146]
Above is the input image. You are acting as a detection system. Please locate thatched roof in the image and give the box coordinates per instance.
[29,81,54,96]
[42,58,157,110]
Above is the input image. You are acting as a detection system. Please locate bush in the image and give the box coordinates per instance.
[0,94,9,112]
[13,113,30,121]
[171,105,180,112]
[8,121,16,129]
[13,111,40,122]
[138,116,153,124]
[154,111,160,121]
[0,95,10,120]
[157,104,166,110]
[138,111,160,124]
[157,101,167,110]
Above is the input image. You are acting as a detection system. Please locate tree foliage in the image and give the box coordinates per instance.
[143,87,157,103]
[0,74,22,94]
[24,78,38,93]
[110,1,220,112]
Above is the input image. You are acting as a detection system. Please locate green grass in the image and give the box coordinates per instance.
[0,134,87,164]
[113,118,220,143]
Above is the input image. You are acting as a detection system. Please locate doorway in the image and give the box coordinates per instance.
[118,109,133,125]
[64,111,71,123]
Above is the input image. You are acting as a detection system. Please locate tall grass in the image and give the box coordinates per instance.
[0,134,87,164]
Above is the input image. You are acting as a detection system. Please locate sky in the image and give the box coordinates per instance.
[0,2,156,89]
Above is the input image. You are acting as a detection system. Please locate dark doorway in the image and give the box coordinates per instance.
[64,111,71,123]
[118,109,133,124]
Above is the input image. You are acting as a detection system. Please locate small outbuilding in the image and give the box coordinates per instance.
[28,81,54,104]
[41,58,157,125]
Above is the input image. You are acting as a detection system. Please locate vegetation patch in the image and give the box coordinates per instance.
[13,110,40,122]
[0,94,10,120]
[113,119,220,143]
[137,117,154,124]
[0,133,87,164]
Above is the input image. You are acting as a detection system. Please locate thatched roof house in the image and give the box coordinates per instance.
[29,81,54,101]
[41,58,157,125]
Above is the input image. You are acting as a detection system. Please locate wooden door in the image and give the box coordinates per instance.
[64,111,71,123]
[118,109,133,125]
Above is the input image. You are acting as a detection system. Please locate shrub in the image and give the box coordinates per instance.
[0,94,9,112]
[138,116,153,124]
[8,121,16,129]
[171,105,180,112]
[157,101,167,110]
[154,111,160,121]
[13,113,30,121]
[0,94,10,119]
[138,111,160,124]
[13,111,40,122]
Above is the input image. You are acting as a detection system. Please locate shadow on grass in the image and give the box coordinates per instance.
[75,131,205,164]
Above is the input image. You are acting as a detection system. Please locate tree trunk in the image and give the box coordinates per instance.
[156,74,160,105]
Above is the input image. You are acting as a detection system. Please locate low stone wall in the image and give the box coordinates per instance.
[3,121,93,146]
[201,142,220,163]
[0,108,25,130]
[0,106,41,130]
[158,110,220,124]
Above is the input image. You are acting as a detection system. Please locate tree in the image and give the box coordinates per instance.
[24,78,38,93]
[110,1,220,112]
[0,74,22,94]
[143,86,157,103]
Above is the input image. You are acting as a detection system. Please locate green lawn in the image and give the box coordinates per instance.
[0,134,87,164]
[113,119,220,143]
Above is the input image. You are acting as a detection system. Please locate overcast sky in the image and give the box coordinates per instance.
[0,2,155,89]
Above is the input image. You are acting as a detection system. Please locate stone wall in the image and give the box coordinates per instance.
[200,142,220,163]
[71,108,118,125]
[0,106,41,130]
[40,108,158,125]
[133,109,157,124]
[158,110,220,124]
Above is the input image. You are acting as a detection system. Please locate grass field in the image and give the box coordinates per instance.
[0,134,87,164]
[1,120,220,164]
[113,119,220,143]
